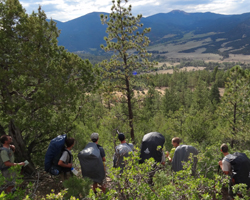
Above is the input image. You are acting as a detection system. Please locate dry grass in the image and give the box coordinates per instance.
[150,66,206,74]
[109,86,225,99]
[223,54,250,63]
[155,87,225,96]
[156,62,180,68]
[147,33,250,63]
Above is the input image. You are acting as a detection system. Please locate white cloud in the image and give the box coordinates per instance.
[20,1,31,8]
[19,0,250,22]
[43,0,112,21]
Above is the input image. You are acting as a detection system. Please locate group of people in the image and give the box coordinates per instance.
[76,132,249,198]
[77,132,199,193]
[79,132,133,193]
[1,133,248,198]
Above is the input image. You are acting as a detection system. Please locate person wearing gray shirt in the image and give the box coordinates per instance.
[113,133,133,172]
[171,137,198,176]
[58,138,75,181]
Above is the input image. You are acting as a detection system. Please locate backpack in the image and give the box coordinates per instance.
[172,145,198,175]
[44,134,69,175]
[0,147,11,171]
[225,152,250,188]
[113,143,133,169]
[139,132,165,164]
[78,142,105,183]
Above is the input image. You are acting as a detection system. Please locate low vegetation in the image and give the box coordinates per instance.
[1,0,250,199]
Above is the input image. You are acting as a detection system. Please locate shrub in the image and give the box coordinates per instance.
[63,176,92,199]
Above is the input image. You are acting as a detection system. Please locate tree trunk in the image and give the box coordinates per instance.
[9,119,36,175]
[125,76,135,142]
[0,123,6,137]
[231,103,237,148]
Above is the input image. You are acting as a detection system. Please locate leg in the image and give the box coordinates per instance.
[64,171,72,180]
[228,179,234,199]
[60,172,65,182]
[1,170,15,194]
[93,182,106,193]
[5,185,14,194]
[101,184,106,193]
[93,182,98,193]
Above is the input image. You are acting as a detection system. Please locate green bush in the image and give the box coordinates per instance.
[86,146,237,200]
[63,176,92,199]
[0,165,25,200]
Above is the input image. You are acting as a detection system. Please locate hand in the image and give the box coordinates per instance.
[10,145,15,152]
[165,151,169,157]
[218,160,222,166]
[68,163,73,168]
[18,162,25,166]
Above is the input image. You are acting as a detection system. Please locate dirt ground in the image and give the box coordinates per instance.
[20,171,232,200]
[21,170,65,199]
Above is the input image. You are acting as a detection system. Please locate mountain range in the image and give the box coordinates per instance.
[51,10,250,56]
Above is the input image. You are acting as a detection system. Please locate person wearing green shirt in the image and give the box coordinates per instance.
[0,135,25,194]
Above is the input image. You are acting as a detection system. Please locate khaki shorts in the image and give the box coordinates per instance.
[60,171,72,181]
[1,169,16,187]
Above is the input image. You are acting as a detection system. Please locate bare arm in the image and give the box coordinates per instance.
[58,160,72,168]
[218,160,229,175]
[4,161,24,167]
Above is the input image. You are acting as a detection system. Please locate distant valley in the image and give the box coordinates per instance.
[50,10,250,61]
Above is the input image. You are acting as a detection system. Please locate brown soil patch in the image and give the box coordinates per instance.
[22,170,64,199]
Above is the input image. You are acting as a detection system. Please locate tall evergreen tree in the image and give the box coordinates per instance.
[162,87,180,115]
[0,0,96,172]
[191,79,211,111]
[211,66,218,82]
[210,82,220,105]
[217,66,250,148]
[100,0,154,140]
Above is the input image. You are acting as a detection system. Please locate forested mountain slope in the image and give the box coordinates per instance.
[49,10,250,55]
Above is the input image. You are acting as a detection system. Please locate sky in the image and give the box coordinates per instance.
[20,0,250,22]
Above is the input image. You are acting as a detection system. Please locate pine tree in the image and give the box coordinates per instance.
[210,82,220,105]
[211,66,218,82]
[191,79,211,111]
[100,0,155,140]
[217,66,250,148]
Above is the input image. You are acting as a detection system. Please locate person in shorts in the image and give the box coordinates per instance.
[218,143,234,198]
[58,137,75,181]
[0,135,25,193]
[113,133,133,172]
[90,133,106,193]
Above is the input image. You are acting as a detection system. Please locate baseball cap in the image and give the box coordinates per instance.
[90,132,99,140]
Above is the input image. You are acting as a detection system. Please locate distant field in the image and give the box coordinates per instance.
[111,86,225,99]
[156,62,180,68]
[202,54,250,63]
[154,87,225,97]
[147,32,250,63]
[148,38,222,61]
[150,66,206,74]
